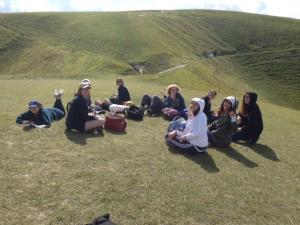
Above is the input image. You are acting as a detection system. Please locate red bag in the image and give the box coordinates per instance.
[161,107,180,121]
[105,114,127,132]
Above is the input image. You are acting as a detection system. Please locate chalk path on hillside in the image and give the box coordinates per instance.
[158,58,208,74]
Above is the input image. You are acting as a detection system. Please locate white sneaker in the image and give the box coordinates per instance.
[58,89,64,98]
[53,89,59,99]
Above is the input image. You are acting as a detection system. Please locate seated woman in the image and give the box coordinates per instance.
[201,90,217,124]
[166,98,208,153]
[141,84,187,117]
[16,89,66,128]
[207,96,238,147]
[233,92,263,144]
[110,78,131,105]
[66,83,104,133]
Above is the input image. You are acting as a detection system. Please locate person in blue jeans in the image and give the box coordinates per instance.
[16,89,66,127]
[141,84,187,117]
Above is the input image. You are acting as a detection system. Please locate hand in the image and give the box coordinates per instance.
[237,115,241,124]
[160,91,165,96]
[229,111,236,117]
[168,131,177,139]
[178,135,187,142]
[22,120,32,125]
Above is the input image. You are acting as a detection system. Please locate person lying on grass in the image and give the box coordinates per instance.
[233,92,263,144]
[141,84,187,117]
[95,99,134,114]
[207,96,238,147]
[66,82,104,133]
[166,98,208,153]
[110,78,131,105]
[16,89,66,128]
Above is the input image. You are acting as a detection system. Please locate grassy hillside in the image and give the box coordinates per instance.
[0,78,299,225]
[0,10,299,110]
[0,10,300,225]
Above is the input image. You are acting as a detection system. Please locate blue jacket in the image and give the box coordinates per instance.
[66,95,89,132]
[118,85,131,102]
[16,108,65,126]
[164,93,186,111]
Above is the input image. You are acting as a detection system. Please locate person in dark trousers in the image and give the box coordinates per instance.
[207,96,238,147]
[110,78,131,105]
[16,89,66,127]
[66,83,104,132]
[201,90,217,124]
[232,92,263,144]
[141,84,187,117]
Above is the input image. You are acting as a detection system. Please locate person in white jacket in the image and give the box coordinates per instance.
[166,98,208,153]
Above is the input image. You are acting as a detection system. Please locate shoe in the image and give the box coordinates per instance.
[58,89,64,98]
[147,109,153,116]
[53,89,59,99]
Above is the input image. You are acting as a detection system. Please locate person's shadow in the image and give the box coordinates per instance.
[167,146,220,173]
[65,129,104,145]
[215,146,258,168]
[236,143,280,161]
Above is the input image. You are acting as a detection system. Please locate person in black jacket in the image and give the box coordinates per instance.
[232,92,263,144]
[110,78,131,105]
[16,90,66,128]
[201,90,217,124]
[66,83,104,132]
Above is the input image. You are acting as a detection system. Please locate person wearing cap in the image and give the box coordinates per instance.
[66,82,104,132]
[207,96,238,147]
[110,78,131,105]
[202,90,217,124]
[81,79,92,109]
[16,89,66,127]
[233,92,263,144]
[166,98,208,153]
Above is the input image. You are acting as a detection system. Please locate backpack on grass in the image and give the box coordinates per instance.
[105,114,127,132]
[85,213,116,225]
[125,105,144,120]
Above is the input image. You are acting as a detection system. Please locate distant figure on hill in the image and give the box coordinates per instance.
[233,92,263,144]
[207,96,238,147]
[16,89,66,128]
[141,84,187,118]
[66,82,104,133]
[110,78,131,105]
[166,98,208,153]
[201,90,217,123]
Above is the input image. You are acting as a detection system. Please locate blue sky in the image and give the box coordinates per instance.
[0,0,299,19]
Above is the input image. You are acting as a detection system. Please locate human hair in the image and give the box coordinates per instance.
[216,99,233,116]
[165,84,181,96]
[116,77,124,86]
[77,88,82,97]
[240,93,250,116]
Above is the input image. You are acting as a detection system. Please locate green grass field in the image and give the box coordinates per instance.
[0,10,300,225]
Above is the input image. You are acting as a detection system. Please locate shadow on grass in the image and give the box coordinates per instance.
[237,143,280,161]
[104,129,127,135]
[65,129,104,145]
[215,146,258,168]
[167,146,220,173]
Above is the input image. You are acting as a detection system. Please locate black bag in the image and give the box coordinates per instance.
[85,213,116,225]
[125,105,144,120]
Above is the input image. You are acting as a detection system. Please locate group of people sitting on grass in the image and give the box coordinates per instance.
[16,78,263,153]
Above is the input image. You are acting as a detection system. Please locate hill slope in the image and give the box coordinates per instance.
[0,10,299,109]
